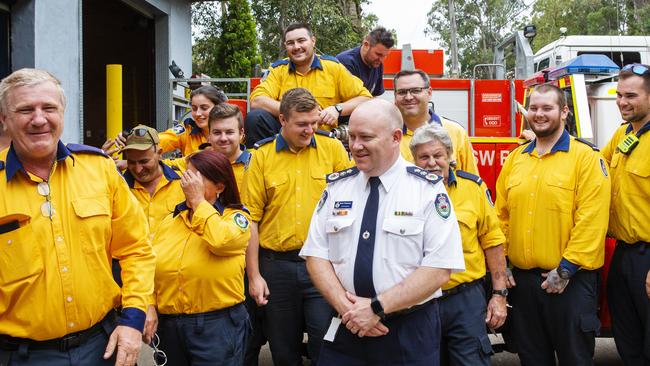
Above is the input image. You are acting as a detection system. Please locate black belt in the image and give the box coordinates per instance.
[259,247,303,262]
[159,302,245,320]
[616,240,649,254]
[439,278,484,300]
[386,298,437,320]
[0,309,115,352]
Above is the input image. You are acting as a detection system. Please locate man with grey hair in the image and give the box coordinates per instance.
[0,68,155,366]
[301,99,464,365]
[410,124,509,366]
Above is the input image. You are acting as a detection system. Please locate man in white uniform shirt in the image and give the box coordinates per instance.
[300,99,465,366]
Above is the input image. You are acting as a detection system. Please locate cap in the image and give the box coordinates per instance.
[123,124,160,151]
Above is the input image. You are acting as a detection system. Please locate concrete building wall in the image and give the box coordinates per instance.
[8,0,193,143]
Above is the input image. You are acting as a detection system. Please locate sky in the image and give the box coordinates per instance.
[364,0,440,50]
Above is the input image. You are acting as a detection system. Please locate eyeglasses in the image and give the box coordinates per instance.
[151,333,167,366]
[37,182,55,219]
[395,87,429,97]
[622,64,649,76]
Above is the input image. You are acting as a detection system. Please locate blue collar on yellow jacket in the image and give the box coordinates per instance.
[123,161,181,188]
[522,129,570,154]
[275,130,317,152]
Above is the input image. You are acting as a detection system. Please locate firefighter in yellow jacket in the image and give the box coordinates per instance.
[153,150,251,365]
[496,84,610,365]
[0,68,155,366]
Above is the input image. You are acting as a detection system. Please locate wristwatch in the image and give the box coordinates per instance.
[492,288,508,297]
[370,296,386,320]
[334,103,343,115]
[557,267,572,280]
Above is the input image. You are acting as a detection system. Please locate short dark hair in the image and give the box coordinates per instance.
[366,27,395,49]
[531,84,567,110]
[187,150,242,208]
[280,88,319,117]
[190,85,228,105]
[394,69,430,89]
[619,64,650,93]
[209,103,244,130]
[283,23,313,41]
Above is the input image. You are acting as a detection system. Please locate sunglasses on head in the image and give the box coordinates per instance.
[622,64,649,76]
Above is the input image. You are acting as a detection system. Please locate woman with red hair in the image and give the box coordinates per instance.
[152,150,251,365]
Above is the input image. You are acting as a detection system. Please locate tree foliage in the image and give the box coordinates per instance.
[426,0,528,77]
[530,0,650,52]
[250,0,378,65]
[192,0,261,78]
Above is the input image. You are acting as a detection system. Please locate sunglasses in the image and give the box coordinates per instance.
[37,182,54,219]
[131,127,156,141]
[622,64,649,76]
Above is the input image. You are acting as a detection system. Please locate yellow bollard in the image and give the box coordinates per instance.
[106,64,123,145]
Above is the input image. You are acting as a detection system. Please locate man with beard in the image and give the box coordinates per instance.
[602,63,650,365]
[244,23,372,147]
[495,84,611,365]
[337,27,394,97]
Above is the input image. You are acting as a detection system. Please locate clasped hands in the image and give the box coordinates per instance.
[340,292,389,338]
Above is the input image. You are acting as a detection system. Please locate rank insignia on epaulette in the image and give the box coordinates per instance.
[329,172,339,180]
[394,211,413,216]
[434,193,451,219]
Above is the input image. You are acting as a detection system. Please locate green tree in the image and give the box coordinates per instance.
[530,0,650,52]
[250,0,378,65]
[192,0,261,78]
[426,0,528,77]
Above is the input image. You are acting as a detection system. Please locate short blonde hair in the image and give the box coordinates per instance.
[0,68,66,115]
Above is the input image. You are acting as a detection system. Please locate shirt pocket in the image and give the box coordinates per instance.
[313,73,337,105]
[310,169,328,202]
[456,211,478,254]
[264,173,288,198]
[382,217,425,267]
[325,217,355,264]
[505,176,522,208]
[544,173,575,214]
[625,156,650,199]
[72,195,112,254]
[0,213,44,284]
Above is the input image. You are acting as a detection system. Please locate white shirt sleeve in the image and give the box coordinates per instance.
[420,182,465,273]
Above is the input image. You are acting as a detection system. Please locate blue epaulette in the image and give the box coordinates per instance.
[326,167,359,183]
[574,137,599,151]
[270,59,290,68]
[456,170,483,186]
[319,54,340,63]
[315,129,334,138]
[253,135,277,149]
[0,161,4,171]
[66,143,108,157]
[241,205,251,215]
[406,166,442,185]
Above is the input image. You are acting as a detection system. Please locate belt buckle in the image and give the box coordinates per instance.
[59,334,81,352]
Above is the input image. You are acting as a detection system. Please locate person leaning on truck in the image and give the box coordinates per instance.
[243,22,372,148]
[495,84,611,366]
[602,63,650,365]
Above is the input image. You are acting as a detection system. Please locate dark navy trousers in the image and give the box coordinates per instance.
[318,300,441,366]
[439,282,493,366]
[244,109,281,148]
[607,241,650,365]
[509,268,600,366]
[156,303,249,366]
[3,313,117,366]
[259,256,333,366]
